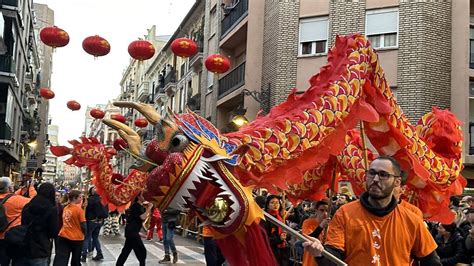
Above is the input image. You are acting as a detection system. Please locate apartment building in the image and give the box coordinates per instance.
[0,0,45,182]
[112,1,473,189]
[42,122,57,183]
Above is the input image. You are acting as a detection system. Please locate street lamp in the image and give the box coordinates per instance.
[230,83,271,129]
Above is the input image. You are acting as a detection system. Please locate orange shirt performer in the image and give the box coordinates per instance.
[301,200,329,266]
[53,190,86,266]
[303,156,442,266]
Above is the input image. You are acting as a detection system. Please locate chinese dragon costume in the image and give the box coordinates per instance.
[51,34,465,265]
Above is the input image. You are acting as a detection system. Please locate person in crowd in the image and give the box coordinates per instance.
[202,225,225,266]
[255,195,267,209]
[53,190,86,266]
[15,177,37,198]
[81,186,108,262]
[329,193,350,216]
[460,196,474,209]
[116,193,152,266]
[263,195,290,266]
[303,156,442,265]
[21,182,59,265]
[0,176,31,265]
[301,200,329,266]
[103,210,121,236]
[159,207,181,264]
[146,206,163,241]
[435,223,466,266]
[464,211,474,264]
[459,208,473,238]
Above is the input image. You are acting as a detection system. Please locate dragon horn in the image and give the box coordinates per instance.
[102,118,142,156]
[113,101,161,125]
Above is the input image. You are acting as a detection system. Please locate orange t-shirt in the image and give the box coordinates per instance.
[325,200,437,265]
[59,203,86,241]
[202,225,213,237]
[14,186,37,198]
[400,200,423,219]
[301,217,324,266]
[0,193,31,239]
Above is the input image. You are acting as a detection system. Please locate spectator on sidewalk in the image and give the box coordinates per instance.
[116,193,152,266]
[81,186,108,262]
[159,208,181,264]
[15,178,37,198]
[21,182,59,265]
[0,176,31,265]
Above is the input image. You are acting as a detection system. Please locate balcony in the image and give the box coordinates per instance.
[164,70,177,94]
[221,0,249,38]
[1,0,18,7]
[189,39,204,71]
[0,122,12,140]
[187,93,201,112]
[137,81,150,102]
[0,55,15,73]
[218,62,245,99]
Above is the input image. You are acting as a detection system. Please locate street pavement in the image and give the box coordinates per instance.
[77,232,206,265]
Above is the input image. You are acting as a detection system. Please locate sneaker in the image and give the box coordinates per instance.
[92,254,104,261]
[159,255,171,264]
[87,251,93,258]
[172,252,178,263]
[80,256,87,262]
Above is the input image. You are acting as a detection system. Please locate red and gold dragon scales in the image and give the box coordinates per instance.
[51,34,465,264]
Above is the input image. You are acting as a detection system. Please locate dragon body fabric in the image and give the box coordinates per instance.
[51,34,465,264]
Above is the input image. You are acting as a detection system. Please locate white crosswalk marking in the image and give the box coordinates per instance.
[104,243,125,259]
[175,246,206,263]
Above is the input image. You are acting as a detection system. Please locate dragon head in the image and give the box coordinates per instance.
[103,102,261,237]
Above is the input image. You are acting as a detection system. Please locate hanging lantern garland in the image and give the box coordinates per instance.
[111,114,126,123]
[205,54,231,74]
[90,108,105,119]
[113,138,128,151]
[134,118,148,128]
[67,100,81,111]
[82,35,111,57]
[40,26,70,48]
[128,40,155,61]
[39,88,55,100]
[171,38,198,58]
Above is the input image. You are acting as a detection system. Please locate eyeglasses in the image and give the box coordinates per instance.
[366,169,399,180]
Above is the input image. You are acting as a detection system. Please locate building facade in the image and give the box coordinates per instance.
[0,0,45,183]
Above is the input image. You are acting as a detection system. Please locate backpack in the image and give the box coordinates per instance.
[5,224,29,246]
[0,194,15,232]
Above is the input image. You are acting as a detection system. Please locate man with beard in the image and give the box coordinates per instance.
[303,156,442,265]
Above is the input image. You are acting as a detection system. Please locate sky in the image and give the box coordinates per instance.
[36,0,195,145]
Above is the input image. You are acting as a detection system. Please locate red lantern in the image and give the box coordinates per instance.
[205,54,231,73]
[128,40,155,60]
[134,118,148,128]
[113,138,128,151]
[171,38,198,58]
[111,114,126,123]
[82,35,111,57]
[39,88,55,100]
[90,108,105,119]
[111,173,124,185]
[39,26,69,48]
[67,100,81,111]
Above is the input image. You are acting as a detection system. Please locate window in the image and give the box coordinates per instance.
[210,8,217,37]
[470,27,474,68]
[299,17,328,55]
[470,80,474,97]
[366,8,398,49]
[207,71,214,90]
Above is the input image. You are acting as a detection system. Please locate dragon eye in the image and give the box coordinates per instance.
[170,134,189,152]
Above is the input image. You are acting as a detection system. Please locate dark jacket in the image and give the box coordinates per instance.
[85,194,108,221]
[21,196,59,258]
[262,215,290,265]
[435,232,466,266]
[161,208,180,224]
[125,201,145,237]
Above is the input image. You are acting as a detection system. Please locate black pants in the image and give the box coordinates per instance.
[203,236,225,266]
[0,239,27,266]
[116,234,146,266]
[53,237,83,266]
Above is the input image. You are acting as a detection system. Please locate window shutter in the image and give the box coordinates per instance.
[366,10,398,35]
[299,17,328,43]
